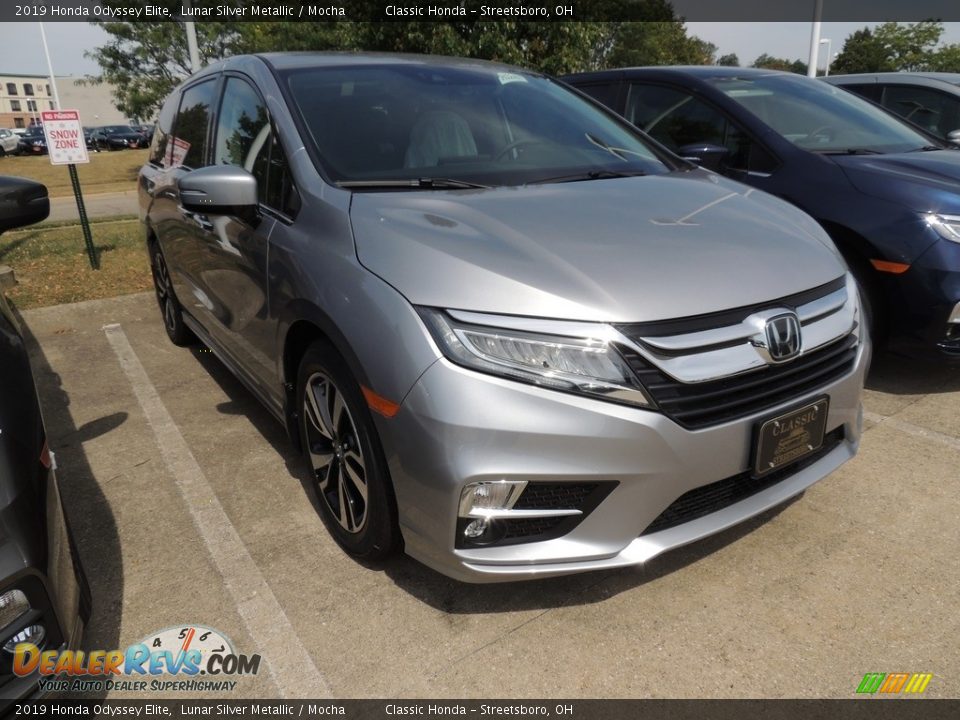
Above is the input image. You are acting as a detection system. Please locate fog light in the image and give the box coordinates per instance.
[0,590,29,630]
[3,624,45,654]
[458,480,527,518]
[463,519,490,538]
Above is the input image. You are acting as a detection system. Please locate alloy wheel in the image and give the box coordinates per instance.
[151,251,177,334]
[303,371,369,534]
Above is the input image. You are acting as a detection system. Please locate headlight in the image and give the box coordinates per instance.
[924,213,960,243]
[418,308,650,407]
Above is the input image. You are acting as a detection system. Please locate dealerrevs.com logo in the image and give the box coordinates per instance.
[856,672,933,696]
[14,624,261,693]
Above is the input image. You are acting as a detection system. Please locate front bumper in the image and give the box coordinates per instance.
[884,238,960,359]
[379,336,869,583]
[0,466,87,706]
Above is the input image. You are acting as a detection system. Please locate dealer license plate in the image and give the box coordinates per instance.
[754,397,829,476]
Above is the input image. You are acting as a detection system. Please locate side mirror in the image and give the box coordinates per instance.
[177,165,258,215]
[677,143,730,171]
[947,129,960,147]
[0,176,50,235]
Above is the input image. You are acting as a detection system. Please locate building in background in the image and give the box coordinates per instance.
[0,73,130,130]
[0,74,54,128]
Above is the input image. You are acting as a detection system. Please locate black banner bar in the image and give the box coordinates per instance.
[5,0,960,23]
[5,700,960,719]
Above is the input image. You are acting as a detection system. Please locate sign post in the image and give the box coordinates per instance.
[41,109,98,270]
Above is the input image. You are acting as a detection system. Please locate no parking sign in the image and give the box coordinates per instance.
[41,110,89,165]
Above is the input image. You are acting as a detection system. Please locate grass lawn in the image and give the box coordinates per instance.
[0,217,151,309]
[0,149,147,198]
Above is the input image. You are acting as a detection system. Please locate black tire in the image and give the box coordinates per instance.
[847,256,886,350]
[149,242,194,346]
[296,342,399,560]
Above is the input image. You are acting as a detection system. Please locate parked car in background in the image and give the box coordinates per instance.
[131,124,155,145]
[0,176,90,707]
[0,129,20,157]
[824,73,960,146]
[17,127,47,155]
[564,66,960,359]
[91,125,148,150]
[140,54,867,582]
[82,127,99,153]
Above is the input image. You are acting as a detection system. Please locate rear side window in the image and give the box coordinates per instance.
[880,84,960,141]
[574,82,620,111]
[172,79,217,169]
[149,93,178,167]
[838,83,881,103]
[627,83,777,174]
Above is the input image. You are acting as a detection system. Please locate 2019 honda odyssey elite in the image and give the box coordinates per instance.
[139,54,868,582]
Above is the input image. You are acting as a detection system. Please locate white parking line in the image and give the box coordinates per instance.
[103,323,331,699]
[864,410,960,452]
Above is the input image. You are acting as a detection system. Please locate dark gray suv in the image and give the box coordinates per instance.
[139,54,866,582]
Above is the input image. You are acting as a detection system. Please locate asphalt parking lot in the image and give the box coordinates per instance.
[20,292,960,699]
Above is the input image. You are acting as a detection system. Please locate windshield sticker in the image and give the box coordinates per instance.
[497,72,527,85]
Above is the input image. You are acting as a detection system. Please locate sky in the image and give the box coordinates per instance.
[1,21,960,78]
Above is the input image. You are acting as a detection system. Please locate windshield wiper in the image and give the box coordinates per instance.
[815,148,883,155]
[336,178,491,190]
[528,169,647,185]
[907,145,945,152]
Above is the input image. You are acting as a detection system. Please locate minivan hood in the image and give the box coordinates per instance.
[831,150,960,214]
[350,172,844,322]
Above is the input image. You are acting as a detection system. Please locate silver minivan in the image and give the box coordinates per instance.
[139,53,868,582]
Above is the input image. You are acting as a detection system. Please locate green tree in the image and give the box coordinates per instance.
[829,28,892,74]
[87,15,616,119]
[929,44,960,71]
[87,2,720,120]
[717,53,740,67]
[831,21,960,73]
[608,22,718,67]
[752,54,807,74]
[86,14,245,121]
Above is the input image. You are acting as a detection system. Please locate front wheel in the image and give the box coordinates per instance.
[150,243,194,346]
[846,257,886,351]
[297,342,399,560]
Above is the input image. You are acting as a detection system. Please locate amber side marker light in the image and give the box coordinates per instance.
[361,386,400,418]
[870,259,910,274]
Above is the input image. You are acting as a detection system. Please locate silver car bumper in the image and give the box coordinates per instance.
[380,335,868,583]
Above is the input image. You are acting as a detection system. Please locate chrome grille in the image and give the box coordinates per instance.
[615,275,860,429]
[620,334,858,428]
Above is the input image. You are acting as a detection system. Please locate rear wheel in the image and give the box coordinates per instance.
[150,243,194,346]
[296,342,399,560]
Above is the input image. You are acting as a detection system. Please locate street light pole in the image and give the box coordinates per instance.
[807,0,824,78]
[820,38,833,76]
[182,0,201,73]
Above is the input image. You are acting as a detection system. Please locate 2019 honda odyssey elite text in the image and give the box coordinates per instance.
[139,54,868,582]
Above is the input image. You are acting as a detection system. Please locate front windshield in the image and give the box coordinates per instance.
[104,126,130,134]
[710,74,932,154]
[283,63,671,187]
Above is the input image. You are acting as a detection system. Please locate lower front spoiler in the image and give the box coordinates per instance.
[414,435,856,583]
